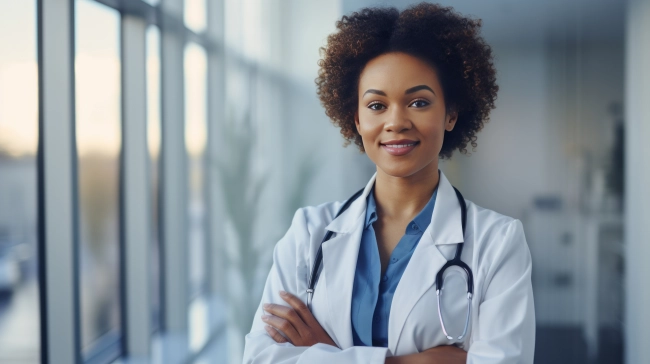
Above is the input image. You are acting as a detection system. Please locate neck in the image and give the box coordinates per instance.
[373,163,440,222]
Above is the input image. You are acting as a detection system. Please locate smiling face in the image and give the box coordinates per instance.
[355,52,458,179]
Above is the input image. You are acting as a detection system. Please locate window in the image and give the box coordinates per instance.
[184,0,207,33]
[0,0,40,362]
[75,0,122,358]
[146,24,162,334]
[184,41,209,352]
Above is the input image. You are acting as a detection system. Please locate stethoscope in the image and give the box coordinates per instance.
[306,185,474,342]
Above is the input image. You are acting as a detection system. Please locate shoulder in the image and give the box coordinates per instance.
[465,199,519,237]
[285,199,350,249]
[274,199,346,255]
[297,200,344,233]
[464,199,530,270]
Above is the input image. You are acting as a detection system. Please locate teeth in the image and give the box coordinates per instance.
[385,143,416,148]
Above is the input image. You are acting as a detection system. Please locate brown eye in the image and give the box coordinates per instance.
[368,102,386,111]
[410,99,430,108]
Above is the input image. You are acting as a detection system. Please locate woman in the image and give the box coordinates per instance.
[243,3,535,363]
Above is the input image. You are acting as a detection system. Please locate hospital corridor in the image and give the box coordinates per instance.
[0,0,648,363]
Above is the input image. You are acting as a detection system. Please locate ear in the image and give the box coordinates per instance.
[445,109,458,132]
[354,111,361,133]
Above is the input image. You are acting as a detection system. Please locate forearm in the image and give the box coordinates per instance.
[244,331,389,364]
[385,346,467,364]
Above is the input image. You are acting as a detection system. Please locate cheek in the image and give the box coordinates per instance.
[356,114,379,140]
[417,121,447,152]
[358,123,376,152]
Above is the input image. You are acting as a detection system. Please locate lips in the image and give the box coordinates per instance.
[380,139,420,156]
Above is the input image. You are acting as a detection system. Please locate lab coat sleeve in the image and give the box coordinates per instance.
[467,219,536,364]
[242,207,390,364]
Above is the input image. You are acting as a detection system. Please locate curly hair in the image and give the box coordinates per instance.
[316,2,498,158]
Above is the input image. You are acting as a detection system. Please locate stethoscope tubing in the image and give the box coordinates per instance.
[306,184,474,342]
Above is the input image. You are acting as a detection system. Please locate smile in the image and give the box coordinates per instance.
[380,141,420,156]
[384,143,417,148]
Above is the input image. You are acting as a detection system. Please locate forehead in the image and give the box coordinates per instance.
[358,52,442,93]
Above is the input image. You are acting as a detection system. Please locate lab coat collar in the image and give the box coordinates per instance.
[324,172,377,234]
[325,169,464,246]
[319,169,464,350]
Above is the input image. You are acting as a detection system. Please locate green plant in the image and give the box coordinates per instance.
[212,108,318,342]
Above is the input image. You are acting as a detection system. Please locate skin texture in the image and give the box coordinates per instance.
[264,52,467,363]
[355,52,456,274]
[316,3,498,159]
[262,291,338,347]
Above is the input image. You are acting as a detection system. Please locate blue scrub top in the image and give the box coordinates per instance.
[351,184,438,347]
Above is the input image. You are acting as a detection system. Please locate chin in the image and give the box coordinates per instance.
[376,162,426,179]
[373,155,439,180]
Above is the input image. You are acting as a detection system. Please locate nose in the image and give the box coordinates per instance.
[383,106,412,133]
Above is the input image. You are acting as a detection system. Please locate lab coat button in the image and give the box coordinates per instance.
[382,275,388,282]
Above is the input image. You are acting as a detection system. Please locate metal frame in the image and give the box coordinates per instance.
[121,14,152,358]
[159,0,188,334]
[37,0,82,363]
[206,0,224,299]
[36,0,227,363]
[625,2,650,363]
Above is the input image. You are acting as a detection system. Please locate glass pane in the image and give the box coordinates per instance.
[0,0,40,362]
[75,0,122,355]
[146,24,162,333]
[184,0,207,33]
[184,42,208,352]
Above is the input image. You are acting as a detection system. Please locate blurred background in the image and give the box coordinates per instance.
[1,0,648,363]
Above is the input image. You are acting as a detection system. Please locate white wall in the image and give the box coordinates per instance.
[448,44,550,220]
[280,0,375,211]
[624,1,650,363]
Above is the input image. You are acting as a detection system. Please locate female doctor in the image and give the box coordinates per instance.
[243,3,535,364]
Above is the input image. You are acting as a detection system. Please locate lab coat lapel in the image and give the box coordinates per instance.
[321,219,364,349]
[427,170,465,246]
[388,170,465,353]
[320,173,377,349]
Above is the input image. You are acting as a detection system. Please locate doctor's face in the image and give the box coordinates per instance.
[355,52,457,179]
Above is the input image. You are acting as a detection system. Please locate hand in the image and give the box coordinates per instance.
[262,290,338,348]
[385,345,467,364]
[420,345,467,363]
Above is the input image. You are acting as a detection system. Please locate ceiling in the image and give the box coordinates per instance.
[340,0,627,45]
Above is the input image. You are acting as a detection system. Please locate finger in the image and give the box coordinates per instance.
[264,303,308,332]
[264,325,289,344]
[261,314,300,343]
[279,291,317,328]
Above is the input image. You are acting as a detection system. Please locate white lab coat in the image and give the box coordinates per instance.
[243,170,535,364]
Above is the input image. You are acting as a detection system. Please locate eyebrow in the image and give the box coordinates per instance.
[363,89,387,97]
[362,84,435,97]
[405,85,435,95]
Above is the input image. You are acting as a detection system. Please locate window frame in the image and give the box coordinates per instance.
[37,0,226,363]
